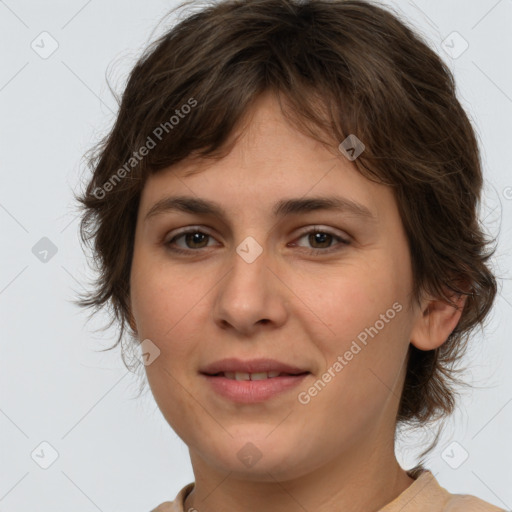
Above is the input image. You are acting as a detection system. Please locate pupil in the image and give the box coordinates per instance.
[310,232,331,248]
[187,232,208,248]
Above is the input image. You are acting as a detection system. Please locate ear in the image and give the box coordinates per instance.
[410,288,468,351]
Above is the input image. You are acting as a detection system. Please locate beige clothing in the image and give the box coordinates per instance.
[150,470,506,511]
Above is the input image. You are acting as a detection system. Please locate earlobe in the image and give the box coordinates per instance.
[410,290,468,351]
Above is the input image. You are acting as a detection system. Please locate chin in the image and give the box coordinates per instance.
[199,435,311,480]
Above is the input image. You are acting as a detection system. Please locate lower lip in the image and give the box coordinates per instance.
[201,373,309,403]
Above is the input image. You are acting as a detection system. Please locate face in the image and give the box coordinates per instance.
[129,91,423,482]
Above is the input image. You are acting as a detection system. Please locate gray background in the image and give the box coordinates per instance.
[1,0,511,510]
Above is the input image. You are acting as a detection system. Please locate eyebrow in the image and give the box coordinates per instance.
[144,195,376,222]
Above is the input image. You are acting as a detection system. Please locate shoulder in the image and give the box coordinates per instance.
[443,493,507,511]
[149,482,195,512]
[380,470,506,512]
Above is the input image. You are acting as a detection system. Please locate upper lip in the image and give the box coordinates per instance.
[200,358,310,375]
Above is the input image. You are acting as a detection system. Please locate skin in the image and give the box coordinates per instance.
[129,90,466,512]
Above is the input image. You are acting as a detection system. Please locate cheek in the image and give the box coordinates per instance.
[130,261,208,437]
[130,256,216,407]
[295,256,410,387]
[130,250,202,342]
[295,262,399,345]
[296,279,409,442]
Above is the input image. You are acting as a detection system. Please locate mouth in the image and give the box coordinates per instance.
[200,370,310,403]
[204,371,310,380]
[199,357,311,403]
[199,357,310,376]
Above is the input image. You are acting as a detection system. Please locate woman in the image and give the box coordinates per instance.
[74,0,504,510]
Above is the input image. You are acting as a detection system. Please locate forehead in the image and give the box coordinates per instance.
[138,92,397,224]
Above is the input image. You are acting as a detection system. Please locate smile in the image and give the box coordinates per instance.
[201,372,310,403]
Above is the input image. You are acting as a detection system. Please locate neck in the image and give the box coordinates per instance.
[183,442,415,512]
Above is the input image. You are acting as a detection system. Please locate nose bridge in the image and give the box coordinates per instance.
[212,233,287,333]
[225,234,271,307]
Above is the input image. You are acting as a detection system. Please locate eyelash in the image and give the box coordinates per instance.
[164,226,351,256]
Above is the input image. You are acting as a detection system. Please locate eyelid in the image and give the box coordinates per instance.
[164,225,214,240]
[294,225,351,243]
[165,224,350,241]
[163,225,219,247]
[164,224,351,254]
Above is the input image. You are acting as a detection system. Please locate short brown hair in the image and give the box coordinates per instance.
[73,0,498,459]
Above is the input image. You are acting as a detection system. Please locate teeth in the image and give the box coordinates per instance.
[251,372,271,380]
[223,371,283,380]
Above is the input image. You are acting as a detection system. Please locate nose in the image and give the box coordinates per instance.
[211,241,289,337]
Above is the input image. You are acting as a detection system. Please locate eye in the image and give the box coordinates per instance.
[165,227,218,254]
[163,225,350,256]
[289,226,351,255]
